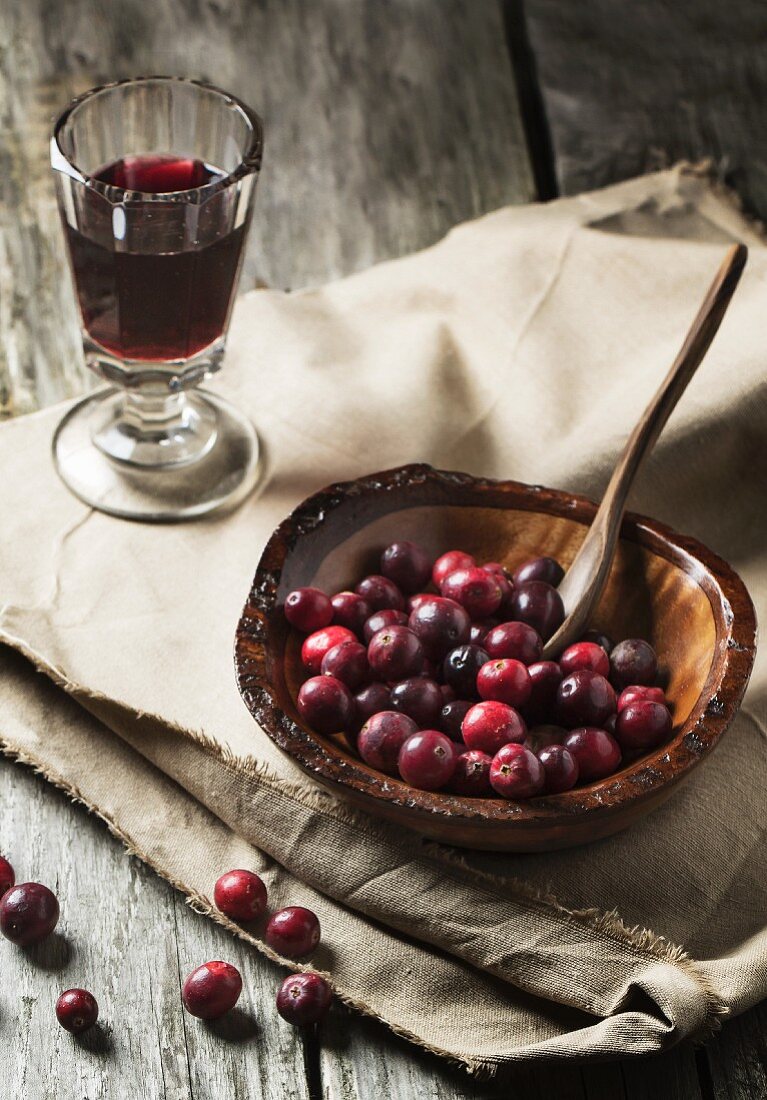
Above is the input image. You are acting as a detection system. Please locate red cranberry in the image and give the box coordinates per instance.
[331,591,372,636]
[610,639,658,689]
[266,906,321,958]
[557,670,616,729]
[363,608,409,643]
[55,988,99,1034]
[615,701,672,751]
[214,870,268,922]
[581,629,614,654]
[432,550,475,588]
[477,659,532,709]
[559,641,610,679]
[390,677,443,728]
[358,711,418,773]
[284,587,333,633]
[440,567,503,619]
[564,727,622,781]
[0,857,14,898]
[355,575,405,613]
[354,682,391,725]
[301,626,356,674]
[481,564,514,610]
[398,730,456,790]
[297,676,354,734]
[0,882,59,946]
[512,556,564,588]
[469,619,498,646]
[525,724,567,753]
[461,700,526,755]
[537,744,579,793]
[408,597,471,659]
[380,541,432,594]
[450,750,492,796]
[484,621,542,665]
[525,661,564,722]
[407,593,433,614]
[182,961,242,1019]
[442,644,489,697]
[368,625,424,681]
[511,581,565,641]
[439,699,474,741]
[321,640,370,690]
[439,684,456,704]
[489,743,544,799]
[617,685,667,712]
[277,972,333,1026]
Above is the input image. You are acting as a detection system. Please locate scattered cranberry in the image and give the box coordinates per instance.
[462,700,526,755]
[214,870,268,922]
[609,638,658,689]
[581,629,614,654]
[564,727,622,781]
[277,972,333,1026]
[182,961,242,1019]
[363,609,408,642]
[398,730,456,790]
[284,587,333,633]
[512,556,564,588]
[321,640,370,690]
[484,621,542,665]
[297,676,354,734]
[442,644,489,697]
[301,626,356,674]
[408,597,471,659]
[432,550,475,589]
[469,619,498,646]
[331,591,372,636]
[537,744,579,793]
[440,567,503,619]
[559,641,610,679]
[353,682,391,725]
[380,541,432,594]
[390,677,443,728]
[525,661,564,722]
[511,581,565,641]
[525,724,566,753]
[355,575,405,613]
[557,670,616,729]
[368,625,424,681]
[0,882,59,946]
[358,711,417,773]
[615,700,672,751]
[55,988,99,1034]
[266,906,321,958]
[439,699,474,742]
[477,659,532,709]
[617,685,667,712]
[450,750,493,796]
[0,857,14,898]
[489,743,545,799]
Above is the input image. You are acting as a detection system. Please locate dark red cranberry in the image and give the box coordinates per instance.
[615,701,672,751]
[557,670,616,729]
[469,619,498,646]
[481,564,514,611]
[581,629,614,654]
[182,961,242,1019]
[398,730,456,790]
[0,882,59,946]
[0,857,14,898]
[420,657,440,680]
[55,988,99,1034]
[564,727,622,781]
[284,587,333,633]
[450,750,492,796]
[330,591,372,636]
[363,608,409,643]
[390,677,443,728]
[477,659,532,709]
[510,581,565,641]
[604,712,617,735]
[301,626,356,674]
[355,575,405,613]
[358,711,418,773]
[559,641,610,679]
[266,906,321,958]
[439,684,456,704]
[297,676,354,734]
[442,644,489,697]
[489,743,545,799]
[525,661,564,722]
[432,550,475,588]
[354,682,391,726]
[525,724,567,753]
[407,593,433,614]
[512,556,565,588]
[440,567,503,619]
[461,700,526,755]
[617,685,667,712]
[439,699,475,742]
[609,639,658,689]
[537,745,579,793]
[214,870,268,922]
[380,541,432,594]
[277,972,333,1026]
[484,621,542,665]
[408,597,471,660]
[368,625,424,681]
[321,640,370,690]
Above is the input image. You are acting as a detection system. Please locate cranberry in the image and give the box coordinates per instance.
[604,713,617,735]
[557,670,616,729]
[390,677,443,728]
[440,567,503,619]
[512,556,564,588]
[617,684,667,712]
[408,597,471,660]
[559,641,610,679]
[439,684,456,704]
[354,682,391,725]
[525,661,564,721]
[368,625,424,681]
[301,626,356,674]
[420,657,440,680]
[489,743,545,799]
[0,857,14,898]
[477,659,532,709]
[537,745,579,793]
[450,750,492,796]
[277,973,333,1026]
[363,608,409,643]
[439,699,474,742]
[581,629,614,654]
[214,870,268,922]
[297,676,354,734]
[484,621,542,665]
[284,587,333,633]
[398,730,456,790]
[182,961,242,1019]
[525,724,567,753]
[432,550,475,589]
[55,988,99,1034]
[610,639,658,689]
[564,727,622,780]
[461,700,526,755]
[510,581,565,641]
[481,564,514,610]
[321,640,369,690]
[469,619,498,646]
[330,591,372,636]
[380,541,432,594]
[0,882,59,946]
[615,701,672,751]
[442,644,489,697]
[355,575,405,613]
[358,711,418,773]
[265,906,321,958]
[407,593,433,614]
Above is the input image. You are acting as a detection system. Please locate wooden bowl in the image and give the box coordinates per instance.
[235,464,756,852]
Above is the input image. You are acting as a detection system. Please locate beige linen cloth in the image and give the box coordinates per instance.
[0,166,765,1078]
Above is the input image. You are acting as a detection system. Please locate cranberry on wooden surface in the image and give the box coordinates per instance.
[557,670,617,729]
[559,641,610,679]
[439,699,475,742]
[358,711,418,774]
[489,743,545,799]
[363,609,409,643]
[442,644,489,697]
[609,639,658,689]
[440,567,503,619]
[537,745,579,793]
[330,592,372,637]
[355,574,405,613]
[615,701,672,751]
[277,973,333,1026]
[320,641,370,690]
[368,625,424,681]
[398,730,456,790]
[432,550,475,589]
[581,629,614,654]
[484,621,542,665]
[266,906,321,959]
[380,541,432,594]
[477,659,532,709]
[182,961,242,1019]
[354,682,392,726]
[0,857,14,898]
[510,581,565,641]
[450,750,493,796]
[525,724,567,754]
[284,587,333,633]
[214,870,268,923]
[617,685,667,712]
[564,728,622,781]
[56,988,99,1034]
[0,882,59,946]
[297,676,354,734]
[390,677,443,729]
[408,597,471,660]
[301,626,356,674]
[525,661,564,722]
[512,556,565,588]
[461,700,526,755]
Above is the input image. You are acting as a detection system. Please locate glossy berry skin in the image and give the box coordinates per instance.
[398,730,456,790]
[537,744,579,793]
[581,629,614,654]
[0,857,14,898]
[284,587,333,633]
[367,625,424,681]
[615,701,672,751]
[301,626,357,674]
[0,882,59,946]
[380,541,432,594]
[408,597,471,660]
[477,659,532,709]
[358,711,418,774]
[525,661,564,722]
[266,906,321,958]
[525,724,567,754]
[617,685,667,712]
[321,641,370,690]
[461,700,526,755]
[482,564,514,611]
[489,743,545,799]
[298,676,355,734]
[363,609,409,643]
[214,870,268,922]
[469,619,498,646]
[604,713,617,736]
[353,682,391,726]
[182,961,242,1019]
[510,581,565,641]
[484,621,542,666]
[390,677,443,729]
[439,699,474,742]
[512,556,564,589]
[564,727,622,781]
[609,639,658,689]
[559,641,610,679]
[432,550,475,589]
[440,567,503,619]
[56,989,99,1034]
[330,592,372,637]
[557,670,617,729]
[442,644,489,698]
[407,593,432,614]
[450,750,493,796]
[277,973,333,1026]
[355,574,405,613]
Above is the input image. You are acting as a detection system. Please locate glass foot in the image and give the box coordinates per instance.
[53,388,263,521]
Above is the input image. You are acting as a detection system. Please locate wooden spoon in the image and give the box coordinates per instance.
[542,242,748,658]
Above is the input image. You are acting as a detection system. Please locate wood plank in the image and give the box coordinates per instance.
[620,1046,703,1100]
[702,1003,767,1100]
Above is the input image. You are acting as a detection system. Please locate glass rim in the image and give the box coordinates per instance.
[51,75,263,204]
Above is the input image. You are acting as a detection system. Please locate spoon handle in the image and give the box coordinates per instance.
[543,242,748,658]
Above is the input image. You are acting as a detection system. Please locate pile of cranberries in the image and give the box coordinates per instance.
[285,542,672,799]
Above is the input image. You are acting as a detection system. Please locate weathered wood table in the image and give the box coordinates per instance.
[1,2,764,1096]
